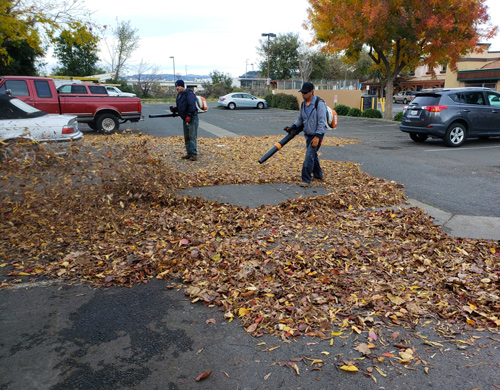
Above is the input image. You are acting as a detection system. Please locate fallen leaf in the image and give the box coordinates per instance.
[340,365,359,372]
[195,370,212,381]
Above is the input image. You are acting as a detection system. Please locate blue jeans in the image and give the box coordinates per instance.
[183,114,198,156]
[301,134,323,183]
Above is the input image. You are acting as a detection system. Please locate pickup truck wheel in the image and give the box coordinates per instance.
[97,114,119,133]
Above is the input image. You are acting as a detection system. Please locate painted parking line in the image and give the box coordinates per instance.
[199,120,239,138]
[424,145,500,152]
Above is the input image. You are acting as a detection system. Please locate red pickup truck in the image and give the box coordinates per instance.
[0,76,142,132]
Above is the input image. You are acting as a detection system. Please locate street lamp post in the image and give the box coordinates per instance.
[261,33,276,90]
[170,56,175,82]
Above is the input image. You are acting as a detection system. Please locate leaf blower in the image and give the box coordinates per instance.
[258,125,303,164]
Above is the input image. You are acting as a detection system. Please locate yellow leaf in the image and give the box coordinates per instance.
[490,247,496,254]
[311,359,323,366]
[340,365,358,372]
[18,272,31,276]
[374,365,387,377]
[238,307,251,317]
[352,325,362,334]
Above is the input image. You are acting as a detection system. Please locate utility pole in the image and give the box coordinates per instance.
[261,33,276,91]
[170,56,175,82]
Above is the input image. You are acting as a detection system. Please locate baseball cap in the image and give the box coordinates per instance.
[298,82,314,93]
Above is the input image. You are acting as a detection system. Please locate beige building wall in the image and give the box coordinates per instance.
[445,45,500,88]
[275,89,363,109]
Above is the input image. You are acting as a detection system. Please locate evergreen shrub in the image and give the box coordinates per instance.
[334,104,350,116]
[347,107,362,117]
[361,109,383,118]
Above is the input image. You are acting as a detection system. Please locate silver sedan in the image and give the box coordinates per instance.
[218,93,268,110]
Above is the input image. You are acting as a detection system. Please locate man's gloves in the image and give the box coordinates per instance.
[169,106,176,113]
[312,136,320,148]
[284,124,297,133]
[185,116,191,123]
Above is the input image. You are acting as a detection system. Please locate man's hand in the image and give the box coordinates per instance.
[312,136,320,147]
[169,106,175,113]
[185,116,191,123]
[284,124,297,133]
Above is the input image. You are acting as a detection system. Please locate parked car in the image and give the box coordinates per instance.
[57,83,108,95]
[105,86,136,97]
[218,93,267,110]
[393,90,417,104]
[0,94,82,159]
[399,87,500,147]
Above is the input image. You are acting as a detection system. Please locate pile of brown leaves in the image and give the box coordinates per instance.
[1,133,499,339]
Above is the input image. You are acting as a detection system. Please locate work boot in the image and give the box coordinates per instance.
[181,154,192,159]
[189,155,198,161]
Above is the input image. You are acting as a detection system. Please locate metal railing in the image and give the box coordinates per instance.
[275,79,360,90]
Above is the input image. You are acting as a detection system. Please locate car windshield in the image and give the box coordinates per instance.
[0,97,46,119]
[410,95,441,106]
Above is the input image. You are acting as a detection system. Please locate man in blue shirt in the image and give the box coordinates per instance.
[170,80,199,161]
[285,82,327,187]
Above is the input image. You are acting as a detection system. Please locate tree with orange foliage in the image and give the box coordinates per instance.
[306,0,497,119]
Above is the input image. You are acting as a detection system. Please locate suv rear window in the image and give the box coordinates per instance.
[410,95,441,106]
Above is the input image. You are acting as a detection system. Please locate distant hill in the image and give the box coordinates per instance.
[123,74,212,81]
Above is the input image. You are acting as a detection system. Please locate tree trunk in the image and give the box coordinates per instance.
[384,77,395,120]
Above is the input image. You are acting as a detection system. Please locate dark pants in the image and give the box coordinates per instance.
[301,134,323,183]
[183,114,199,156]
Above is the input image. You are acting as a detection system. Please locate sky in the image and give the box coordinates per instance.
[77,0,314,78]
[65,0,500,78]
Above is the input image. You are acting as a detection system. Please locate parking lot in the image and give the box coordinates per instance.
[116,103,500,218]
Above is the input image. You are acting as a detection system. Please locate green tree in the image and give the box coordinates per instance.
[257,32,300,80]
[52,23,100,76]
[0,39,44,76]
[0,0,93,72]
[306,0,497,119]
[202,70,233,97]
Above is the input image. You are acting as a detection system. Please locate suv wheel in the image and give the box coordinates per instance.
[409,133,428,143]
[444,123,466,147]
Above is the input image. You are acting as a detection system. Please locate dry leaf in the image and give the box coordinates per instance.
[340,365,359,372]
[195,370,212,381]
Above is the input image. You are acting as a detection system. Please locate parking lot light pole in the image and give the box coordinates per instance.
[261,33,276,90]
[170,56,175,82]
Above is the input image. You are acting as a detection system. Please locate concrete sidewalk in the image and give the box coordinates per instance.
[179,183,500,241]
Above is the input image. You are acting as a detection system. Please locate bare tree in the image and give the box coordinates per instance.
[135,60,161,98]
[298,45,313,82]
[106,19,140,81]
